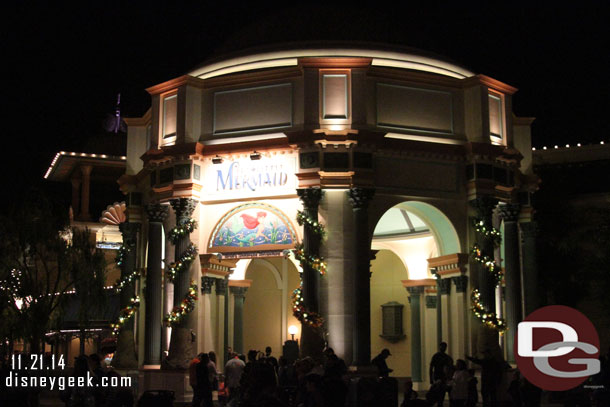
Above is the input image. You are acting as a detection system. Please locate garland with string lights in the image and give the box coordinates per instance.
[164,280,198,327]
[292,211,327,328]
[471,289,507,332]
[470,217,506,332]
[111,296,140,336]
[165,244,198,282]
[115,245,130,267]
[111,243,140,335]
[114,268,140,294]
[296,210,326,238]
[168,218,197,244]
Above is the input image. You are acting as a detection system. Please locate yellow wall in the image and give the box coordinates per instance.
[242,258,301,357]
[370,249,411,377]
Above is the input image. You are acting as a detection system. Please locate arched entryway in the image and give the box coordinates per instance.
[369,201,462,386]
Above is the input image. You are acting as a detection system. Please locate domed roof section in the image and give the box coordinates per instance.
[189,41,474,80]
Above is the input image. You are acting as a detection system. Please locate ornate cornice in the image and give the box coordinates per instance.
[428,253,469,276]
[406,286,424,295]
[146,75,206,96]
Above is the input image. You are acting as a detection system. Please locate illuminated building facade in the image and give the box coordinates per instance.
[108,44,537,399]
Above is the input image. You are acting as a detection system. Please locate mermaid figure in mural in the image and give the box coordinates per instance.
[240,211,269,242]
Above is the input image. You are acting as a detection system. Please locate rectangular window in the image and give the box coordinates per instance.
[489,93,504,145]
[162,94,177,140]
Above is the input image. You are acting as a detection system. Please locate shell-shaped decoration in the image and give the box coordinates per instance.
[100,202,127,225]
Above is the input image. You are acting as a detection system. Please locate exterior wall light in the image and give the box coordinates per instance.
[250,151,262,160]
[212,155,224,164]
[288,325,298,341]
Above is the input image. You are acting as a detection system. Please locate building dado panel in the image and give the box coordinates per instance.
[374,157,461,193]
[213,83,293,134]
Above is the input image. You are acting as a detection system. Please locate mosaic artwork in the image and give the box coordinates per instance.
[209,203,297,253]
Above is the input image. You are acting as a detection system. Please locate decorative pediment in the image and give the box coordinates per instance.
[208,203,297,254]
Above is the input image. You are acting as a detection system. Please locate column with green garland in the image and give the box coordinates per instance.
[296,188,325,359]
[112,222,140,368]
[498,203,521,363]
[144,203,168,365]
[165,198,198,369]
[348,187,375,367]
[469,197,507,357]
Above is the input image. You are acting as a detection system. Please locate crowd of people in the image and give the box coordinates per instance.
[188,346,349,407]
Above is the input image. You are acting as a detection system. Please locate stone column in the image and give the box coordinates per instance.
[80,165,92,220]
[407,286,424,382]
[144,203,168,365]
[165,198,197,369]
[200,276,215,354]
[70,175,81,217]
[230,286,248,354]
[215,278,228,363]
[439,278,452,344]
[296,188,325,359]
[498,203,522,363]
[424,293,438,381]
[520,222,539,316]
[348,187,375,366]
[451,275,469,360]
[113,222,140,369]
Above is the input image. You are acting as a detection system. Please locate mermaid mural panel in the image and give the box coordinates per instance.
[209,203,297,253]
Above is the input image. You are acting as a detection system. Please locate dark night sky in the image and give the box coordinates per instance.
[3,3,610,193]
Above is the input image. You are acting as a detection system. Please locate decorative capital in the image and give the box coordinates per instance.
[119,222,140,248]
[215,278,228,295]
[297,188,323,210]
[438,278,452,295]
[170,198,197,223]
[406,286,424,295]
[452,275,468,293]
[230,286,248,297]
[470,196,498,220]
[497,203,520,223]
[425,295,437,309]
[201,276,215,294]
[146,203,169,223]
[348,187,375,210]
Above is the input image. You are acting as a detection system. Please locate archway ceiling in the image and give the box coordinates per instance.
[373,208,429,238]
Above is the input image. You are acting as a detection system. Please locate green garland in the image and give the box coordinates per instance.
[471,289,507,332]
[164,281,198,327]
[293,243,327,275]
[292,211,327,328]
[115,245,130,267]
[292,286,324,328]
[111,296,140,336]
[165,244,198,283]
[168,218,197,244]
[296,210,326,238]
[111,243,139,335]
[114,268,140,294]
[470,217,505,333]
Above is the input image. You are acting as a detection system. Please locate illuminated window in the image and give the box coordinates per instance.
[162,94,177,142]
[489,92,504,145]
